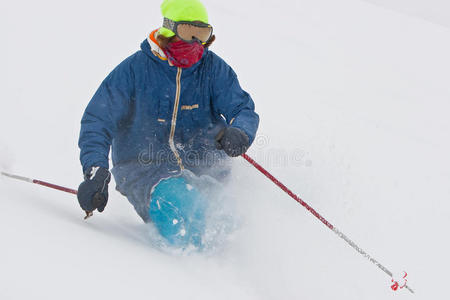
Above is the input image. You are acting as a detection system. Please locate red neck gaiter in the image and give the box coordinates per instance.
[163,40,204,68]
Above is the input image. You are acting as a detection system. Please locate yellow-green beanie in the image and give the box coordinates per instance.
[158,0,209,38]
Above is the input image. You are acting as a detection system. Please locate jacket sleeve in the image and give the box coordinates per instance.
[78,57,135,173]
[211,55,259,144]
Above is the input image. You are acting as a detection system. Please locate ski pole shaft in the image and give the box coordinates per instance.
[1,171,93,219]
[241,153,414,294]
[1,171,78,194]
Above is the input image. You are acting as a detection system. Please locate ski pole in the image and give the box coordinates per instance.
[1,171,93,219]
[241,153,414,294]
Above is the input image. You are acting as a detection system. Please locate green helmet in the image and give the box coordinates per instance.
[158,0,209,38]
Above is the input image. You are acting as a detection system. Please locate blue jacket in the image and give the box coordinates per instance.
[78,36,259,219]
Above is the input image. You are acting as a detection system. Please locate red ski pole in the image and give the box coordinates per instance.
[1,171,93,219]
[241,153,414,294]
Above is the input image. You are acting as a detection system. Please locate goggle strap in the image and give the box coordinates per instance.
[162,18,176,32]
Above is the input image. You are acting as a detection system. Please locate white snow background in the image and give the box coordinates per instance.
[1,0,450,299]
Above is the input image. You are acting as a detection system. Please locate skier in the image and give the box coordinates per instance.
[77,0,259,248]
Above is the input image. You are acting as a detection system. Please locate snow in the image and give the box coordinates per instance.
[363,0,450,28]
[1,0,450,299]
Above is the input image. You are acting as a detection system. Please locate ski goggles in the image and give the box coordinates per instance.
[162,17,213,44]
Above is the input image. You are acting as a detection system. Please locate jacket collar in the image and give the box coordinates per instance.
[147,29,169,62]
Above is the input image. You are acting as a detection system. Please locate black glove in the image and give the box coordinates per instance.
[215,127,250,157]
[77,167,111,213]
